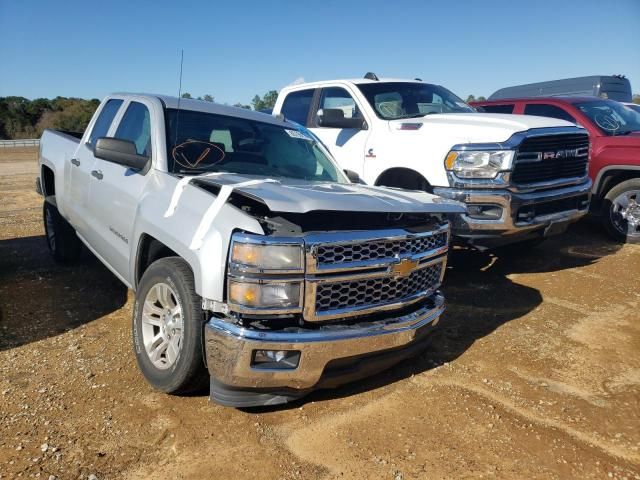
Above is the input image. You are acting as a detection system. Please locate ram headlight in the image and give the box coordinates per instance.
[445,150,514,179]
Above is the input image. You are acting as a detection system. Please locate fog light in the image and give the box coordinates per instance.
[252,350,301,370]
[467,204,503,220]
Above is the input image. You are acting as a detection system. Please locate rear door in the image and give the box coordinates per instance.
[66,99,123,235]
[308,86,371,175]
[84,99,154,280]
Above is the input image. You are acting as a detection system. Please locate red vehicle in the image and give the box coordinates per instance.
[471,97,640,243]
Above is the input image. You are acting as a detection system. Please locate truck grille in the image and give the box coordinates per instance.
[304,225,449,322]
[314,231,448,267]
[315,261,443,313]
[512,133,589,185]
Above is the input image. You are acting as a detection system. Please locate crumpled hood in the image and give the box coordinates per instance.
[389,113,580,144]
[194,174,465,214]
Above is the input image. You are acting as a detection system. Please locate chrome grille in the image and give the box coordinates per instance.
[512,133,590,185]
[315,261,443,313]
[315,231,447,266]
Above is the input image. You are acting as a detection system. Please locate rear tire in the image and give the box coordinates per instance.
[601,178,640,244]
[133,257,208,394]
[43,200,82,264]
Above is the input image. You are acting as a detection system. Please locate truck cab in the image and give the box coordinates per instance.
[473,97,640,243]
[273,74,593,248]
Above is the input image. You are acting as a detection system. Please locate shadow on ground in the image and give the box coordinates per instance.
[245,218,622,412]
[0,235,127,351]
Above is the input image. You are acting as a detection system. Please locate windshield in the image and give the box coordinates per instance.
[165,108,347,182]
[574,100,640,135]
[356,82,474,120]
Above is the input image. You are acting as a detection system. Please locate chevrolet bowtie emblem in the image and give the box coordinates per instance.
[390,258,419,277]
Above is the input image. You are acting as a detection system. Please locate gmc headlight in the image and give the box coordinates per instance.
[228,280,302,310]
[445,150,514,179]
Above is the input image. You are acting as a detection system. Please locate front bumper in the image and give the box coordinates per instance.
[434,178,592,241]
[204,292,445,406]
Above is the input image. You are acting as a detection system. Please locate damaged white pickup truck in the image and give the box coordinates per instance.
[37,94,463,406]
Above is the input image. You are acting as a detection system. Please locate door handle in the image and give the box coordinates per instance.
[91,170,103,180]
[70,158,80,166]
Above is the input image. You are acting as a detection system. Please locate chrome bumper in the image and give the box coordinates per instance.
[434,178,592,239]
[204,292,444,391]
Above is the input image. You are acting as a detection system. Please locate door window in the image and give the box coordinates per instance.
[89,99,123,145]
[280,89,314,125]
[318,87,363,122]
[478,104,515,114]
[114,102,152,156]
[524,104,576,123]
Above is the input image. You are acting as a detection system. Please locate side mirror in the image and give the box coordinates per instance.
[317,109,366,129]
[94,137,149,171]
[344,169,364,183]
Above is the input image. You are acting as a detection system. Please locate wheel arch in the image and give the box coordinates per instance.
[375,167,432,193]
[41,165,55,197]
[135,234,181,288]
[592,166,640,210]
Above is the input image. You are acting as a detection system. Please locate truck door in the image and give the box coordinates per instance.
[308,87,370,176]
[85,100,153,281]
[65,99,123,235]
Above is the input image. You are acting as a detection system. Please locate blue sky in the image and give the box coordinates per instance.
[1,0,639,103]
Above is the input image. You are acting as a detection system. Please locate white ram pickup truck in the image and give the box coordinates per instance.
[37,93,464,407]
[273,74,593,247]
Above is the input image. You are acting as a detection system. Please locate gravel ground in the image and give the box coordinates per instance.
[0,147,639,479]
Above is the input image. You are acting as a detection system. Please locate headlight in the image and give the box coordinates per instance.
[228,280,302,310]
[231,240,303,271]
[445,150,514,179]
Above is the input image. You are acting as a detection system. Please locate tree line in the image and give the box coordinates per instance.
[2,91,639,140]
[0,90,279,140]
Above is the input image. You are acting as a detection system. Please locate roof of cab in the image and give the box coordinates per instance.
[110,92,291,127]
[280,77,426,91]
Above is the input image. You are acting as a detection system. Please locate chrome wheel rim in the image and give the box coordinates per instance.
[141,283,183,370]
[611,189,640,238]
[45,207,56,251]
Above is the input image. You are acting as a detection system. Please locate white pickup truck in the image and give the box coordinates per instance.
[37,93,464,406]
[273,74,593,247]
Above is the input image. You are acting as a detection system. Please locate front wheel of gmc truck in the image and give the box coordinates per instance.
[133,257,208,394]
[602,179,640,244]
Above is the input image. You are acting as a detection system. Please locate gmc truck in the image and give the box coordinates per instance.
[473,96,640,243]
[37,93,464,407]
[273,74,593,248]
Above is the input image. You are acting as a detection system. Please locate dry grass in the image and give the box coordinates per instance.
[0,146,38,163]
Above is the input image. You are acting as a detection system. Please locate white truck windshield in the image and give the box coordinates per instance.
[165,108,347,182]
[357,82,474,120]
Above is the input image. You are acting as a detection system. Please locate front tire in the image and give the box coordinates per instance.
[43,200,83,264]
[133,257,208,394]
[601,178,640,244]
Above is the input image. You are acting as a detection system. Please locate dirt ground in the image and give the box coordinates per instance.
[0,147,638,480]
